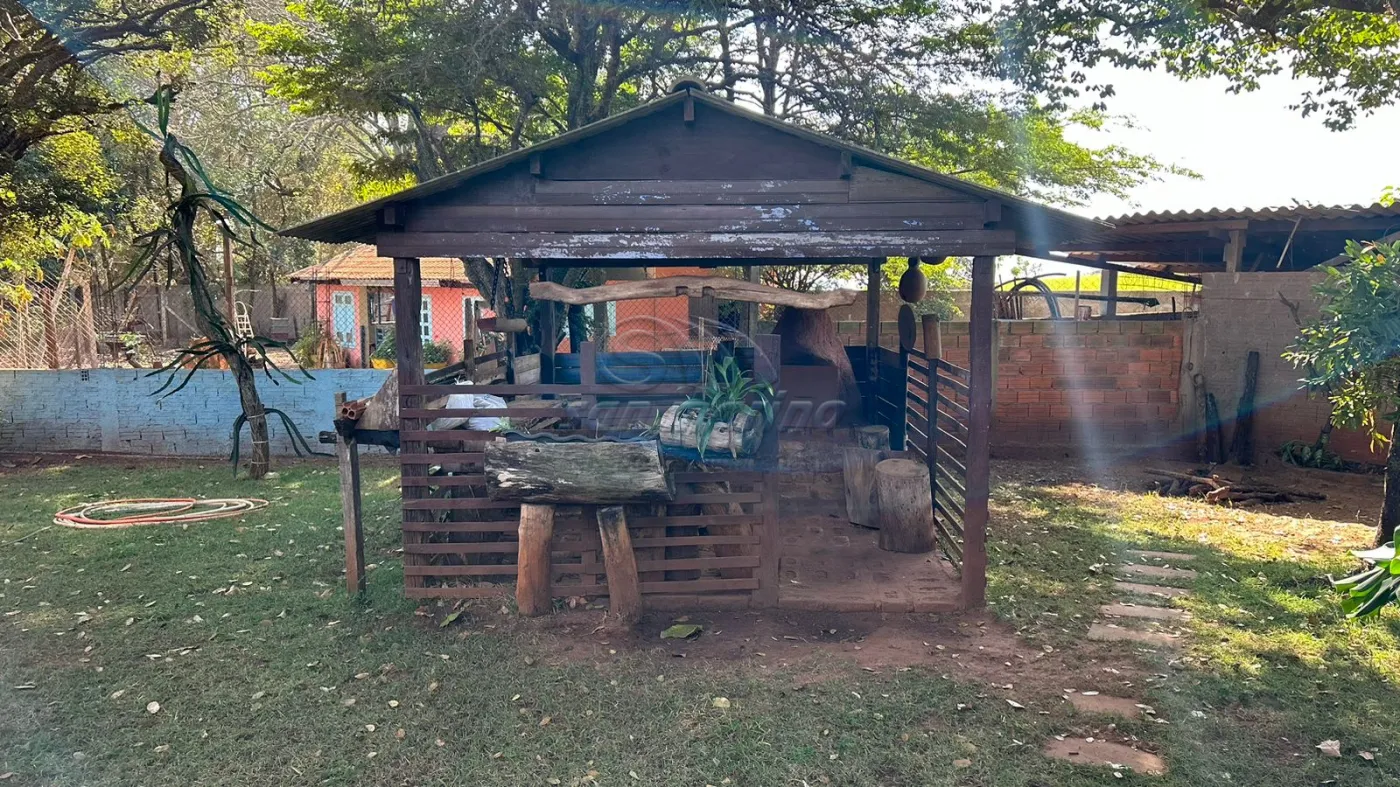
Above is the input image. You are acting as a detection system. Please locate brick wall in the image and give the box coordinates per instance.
[0,368,389,457]
[933,319,1185,458]
[1198,271,1383,464]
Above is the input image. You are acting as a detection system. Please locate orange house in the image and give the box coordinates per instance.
[290,245,488,366]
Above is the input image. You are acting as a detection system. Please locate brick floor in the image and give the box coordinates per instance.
[776,472,960,611]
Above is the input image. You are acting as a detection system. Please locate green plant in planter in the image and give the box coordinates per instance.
[671,355,775,459]
[423,340,452,365]
[1332,542,1400,618]
[372,332,396,361]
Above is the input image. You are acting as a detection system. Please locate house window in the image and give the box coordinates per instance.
[606,301,617,336]
[331,291,356,348]
[367,289,393,324]
[420,297,432,341]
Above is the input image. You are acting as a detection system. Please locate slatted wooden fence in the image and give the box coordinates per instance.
[394,337,781,607]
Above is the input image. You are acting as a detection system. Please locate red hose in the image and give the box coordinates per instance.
[54,498,269,528]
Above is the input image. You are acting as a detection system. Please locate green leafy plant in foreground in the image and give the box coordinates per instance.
[670,355,775,459]
[1332,542,1400,618]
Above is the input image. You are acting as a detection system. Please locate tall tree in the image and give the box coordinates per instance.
[997,1,1400,130]
[0,0,229,179]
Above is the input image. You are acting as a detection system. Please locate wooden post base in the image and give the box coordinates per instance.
[516,503,555,616]
[843,425,891,527]
[596,505,642,628]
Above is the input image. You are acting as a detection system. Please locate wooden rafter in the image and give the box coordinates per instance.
[529,276,859,308]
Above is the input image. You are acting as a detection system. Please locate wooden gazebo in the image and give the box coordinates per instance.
[284,84,1102,612]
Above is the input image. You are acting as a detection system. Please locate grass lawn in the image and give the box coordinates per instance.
[2,455,1398,785]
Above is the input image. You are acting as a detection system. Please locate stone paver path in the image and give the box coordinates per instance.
[1043,548,1198,776]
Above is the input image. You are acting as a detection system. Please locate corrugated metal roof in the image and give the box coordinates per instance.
[1101,202,1400,225]
[288,246,472,284]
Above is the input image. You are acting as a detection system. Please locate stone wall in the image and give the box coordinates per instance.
[0,368,389,456]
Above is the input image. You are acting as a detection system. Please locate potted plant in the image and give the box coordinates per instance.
[370,332,396,369]
[659,356,775,458]
[422,339,452,370]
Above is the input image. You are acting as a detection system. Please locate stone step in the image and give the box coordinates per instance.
[1118,564,1197,582]
[1125,549,1196,562]
[1066,693,1149,720]
[1099,603,1191,622]
[1114,581,1191,599]
[1043,738,1166,776]
[1086,623,1181,648]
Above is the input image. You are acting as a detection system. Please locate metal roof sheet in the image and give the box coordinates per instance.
[1100,202,1400,226]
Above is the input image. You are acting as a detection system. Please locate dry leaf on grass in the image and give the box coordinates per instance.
[146,701,160,714]
[1316,740,1342,758]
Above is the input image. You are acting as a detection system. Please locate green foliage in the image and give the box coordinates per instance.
[1279,439,1347,472]
[672,356,775,459]
[372,330,396,361]
[998,1,1400,130]
[1331,543,1400,618]
[422,340,452,365]
[1285,240,1400,443]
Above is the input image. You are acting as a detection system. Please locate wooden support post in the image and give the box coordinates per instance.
[843,424,890,527]
[876,458,937,553]
[921,315,941,520]
[1223,229,1246,273]
[516,503,555,616]
[743,265,760,336]
[1100,268,1119,318]
[580,340,598,426]
[963,256,994,607]
[334,392,365,597]
[394,256,427,590]
[596,505,641,627]
[538,266,556,385]
[463,337,476,382]
[865,258,883,421]
[753,332,781,608]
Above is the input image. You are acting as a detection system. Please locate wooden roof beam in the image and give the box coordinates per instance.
[1019,250,1202,284]
[530,275,859,309]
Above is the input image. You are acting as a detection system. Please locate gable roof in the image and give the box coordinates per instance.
[288,245,472,285]
[281,88,1104,246]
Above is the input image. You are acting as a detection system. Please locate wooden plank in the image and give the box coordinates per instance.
[531,276,859,308]
[937,358,970,380]
[533,178,850,204]
[629,514,762,528]
[669,491,763,505]
[672,471,764,484]
[404,542,521,555]
[376,230,1018,260]
[631,535,762,548]
[848,166,981,203]
[755,470,780,608]
[400,474,486,487]
[936,373,970,398]
[400,520,520,533]
[637,578,759,594]
[401,407,568,419]
[405,564,519,577]
[399,452,484,466]
[404,587,511,599]
[963,255,994,608]
[399,429,498,442]
[403,498,521,511]
[597,505,642,627]
[400,384,695,396]
[516,503,554,616]
[865,258,881,422]
[409,202,987,229]
[634,556,760,572]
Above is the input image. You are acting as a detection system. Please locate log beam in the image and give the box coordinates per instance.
[530,276,858,309]
[484,440,674,504]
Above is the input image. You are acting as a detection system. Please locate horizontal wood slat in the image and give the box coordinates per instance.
[401,408,570,419]
[401,384,696,396]
[405,564,517,577]
[400,475,486,487]
[402,498,520,511]
[936,373,971,398]
[669,491,763,505]
[629,514,761,528]
[631,535,762,549]
[377,230,1017,260]
[400,430,498,443]
[937,358,971,380]
[635,556,760,572]
[404,542,520,555]
[672,471,765,484]
[399,452,484,466]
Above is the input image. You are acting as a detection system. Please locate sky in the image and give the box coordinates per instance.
[1067,67,1400,220]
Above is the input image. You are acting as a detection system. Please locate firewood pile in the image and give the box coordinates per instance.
[1146,468,1326,506]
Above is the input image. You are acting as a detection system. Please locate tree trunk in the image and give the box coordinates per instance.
[232,356,271,479]
[875,458,937,553]
[1379,418,1400,546]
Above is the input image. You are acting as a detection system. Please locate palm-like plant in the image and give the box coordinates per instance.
[119,85,322,476]
[1332,543,1400,618]
[670,355,775,459]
